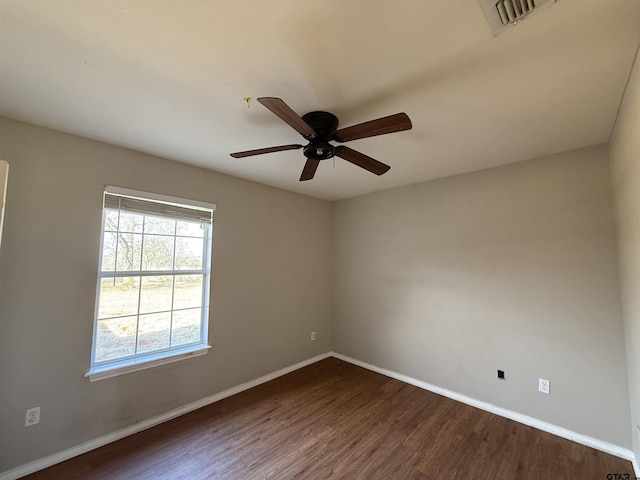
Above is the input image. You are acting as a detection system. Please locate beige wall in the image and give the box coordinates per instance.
[0,117,333,472]
[333,145,631,447]
[610,48,640,464]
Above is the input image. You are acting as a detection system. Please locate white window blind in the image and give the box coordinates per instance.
[104,192,213,224]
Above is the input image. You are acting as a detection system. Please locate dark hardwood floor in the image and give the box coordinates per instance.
[23,357,634,479]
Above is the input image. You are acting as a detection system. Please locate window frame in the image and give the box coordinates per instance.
[86,186,215,382]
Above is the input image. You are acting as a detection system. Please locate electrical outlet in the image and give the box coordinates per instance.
[25,407,40,427]
[311,331,316,341]
[538,378,550,394]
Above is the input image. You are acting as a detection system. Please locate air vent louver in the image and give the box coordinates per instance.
[479,0,556,35]
[495,0,535,25]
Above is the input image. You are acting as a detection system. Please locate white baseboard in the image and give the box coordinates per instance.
[331,352,637,465]
[0,352,332,480]
[633,457,639,477]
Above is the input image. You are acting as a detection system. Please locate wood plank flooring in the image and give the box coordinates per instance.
[23,357,635,479]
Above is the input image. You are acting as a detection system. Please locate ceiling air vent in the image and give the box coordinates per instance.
[496,0,535,25]
[479,0,557,35]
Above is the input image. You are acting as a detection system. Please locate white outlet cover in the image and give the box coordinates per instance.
[25,406,40,427]
[538,378,550,394]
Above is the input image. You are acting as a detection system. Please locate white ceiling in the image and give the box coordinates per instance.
[1,0,639,200]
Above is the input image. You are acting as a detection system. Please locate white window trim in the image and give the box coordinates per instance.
[0,160,8,249]
[87,186,215,381]
[86,345,211,382]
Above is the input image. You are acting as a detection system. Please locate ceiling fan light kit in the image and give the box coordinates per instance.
[231,97,412,181]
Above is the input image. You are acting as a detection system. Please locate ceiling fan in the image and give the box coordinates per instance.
[230,97,412,181]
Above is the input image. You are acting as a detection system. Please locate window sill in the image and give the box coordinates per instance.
[86,345,211,382]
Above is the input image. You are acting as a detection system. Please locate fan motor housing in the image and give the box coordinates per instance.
[301,111,338,140]
[301,111,339,160]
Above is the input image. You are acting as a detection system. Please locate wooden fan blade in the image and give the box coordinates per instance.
[334,146,390,175]
[257,97,317,138]
[300,158,320,181]
[230,144,302,158]
[334,113,412,143]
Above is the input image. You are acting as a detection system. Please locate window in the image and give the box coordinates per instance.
[87,187,215,381]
